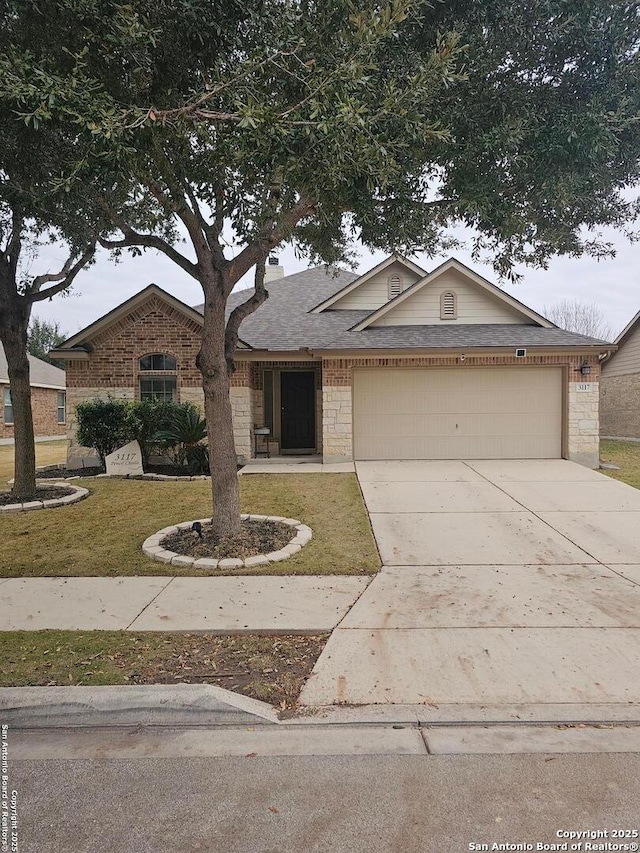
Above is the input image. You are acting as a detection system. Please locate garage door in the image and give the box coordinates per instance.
[352,367,563,460]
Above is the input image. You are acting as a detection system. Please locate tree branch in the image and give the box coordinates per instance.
[224,257,268,372]
[98,230,200,279]
[227,195,316,285]
[28,244,95,303]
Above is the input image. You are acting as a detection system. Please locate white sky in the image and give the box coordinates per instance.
[32,226,640,342]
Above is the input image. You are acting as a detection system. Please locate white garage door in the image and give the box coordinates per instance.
[353,367,563,460]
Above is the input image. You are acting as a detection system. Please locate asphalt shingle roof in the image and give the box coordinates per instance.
[0,345,66,388]
[204,265,611,351]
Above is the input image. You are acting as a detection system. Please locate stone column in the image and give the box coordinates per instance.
[567,374,600,468]
[322,359,353,462]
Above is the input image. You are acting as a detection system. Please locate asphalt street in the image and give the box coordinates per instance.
[10,747,640,853]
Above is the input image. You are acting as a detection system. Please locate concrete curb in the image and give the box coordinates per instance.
[142,515,313,568]
[0,482,89,514]
[0,684,280,727]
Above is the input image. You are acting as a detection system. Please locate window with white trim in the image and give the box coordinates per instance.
[57,391,66,424]
[3,387,13,424]
[388,274,403,299]
[440,290,457,319]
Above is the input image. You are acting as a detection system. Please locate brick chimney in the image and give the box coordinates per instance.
[264,255,284,282]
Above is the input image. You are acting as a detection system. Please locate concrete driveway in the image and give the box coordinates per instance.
[300,460,640,714]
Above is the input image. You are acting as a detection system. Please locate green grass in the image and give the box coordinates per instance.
[599,439,640,490]
[0,471,380,577]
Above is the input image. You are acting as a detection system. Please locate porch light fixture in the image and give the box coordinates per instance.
[578,361,591,376]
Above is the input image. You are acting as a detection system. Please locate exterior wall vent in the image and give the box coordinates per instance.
[515,348,527,358]
[388,274,403,299]
[440,290,457,320]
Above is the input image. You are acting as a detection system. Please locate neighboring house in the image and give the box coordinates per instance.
[51,255,612,468]
[0,345,67,440]
[600,310,640,440]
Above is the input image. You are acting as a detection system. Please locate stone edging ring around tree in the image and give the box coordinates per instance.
[142,515,313,568]
[0,482,90,514]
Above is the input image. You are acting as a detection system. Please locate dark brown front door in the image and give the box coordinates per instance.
[280,371,316,451]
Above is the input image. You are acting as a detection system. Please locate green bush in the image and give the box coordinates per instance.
[126,398,178,467]
[75,398,133,464]
[76,398,208,473]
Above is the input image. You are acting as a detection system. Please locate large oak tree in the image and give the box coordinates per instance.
[2,0,638,530]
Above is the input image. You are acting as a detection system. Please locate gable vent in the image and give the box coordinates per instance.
[388,274,402,299]
[440,290,457,320]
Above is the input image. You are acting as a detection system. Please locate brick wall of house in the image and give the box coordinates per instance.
[65,296,202,390]
[600,372,640,439]
[321,353,601,466]
[0,383,66,439]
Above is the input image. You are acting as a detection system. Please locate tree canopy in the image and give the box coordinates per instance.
[26,316,67,365]
[2,0,638,276]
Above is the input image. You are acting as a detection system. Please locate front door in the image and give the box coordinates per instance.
[280,371,316,451]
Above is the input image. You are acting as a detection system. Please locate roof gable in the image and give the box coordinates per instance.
[53,285,206,354]
[352,258,553,331]
[51,285,253,356]
[310,254,427,313]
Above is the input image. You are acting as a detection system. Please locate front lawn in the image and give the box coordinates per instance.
[0,439,66,483]
[0,473,380,577]
[0,631,327,709]
[600,439,640,489]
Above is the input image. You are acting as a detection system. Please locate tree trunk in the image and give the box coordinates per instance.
[198,272,241,537]
[0,293,36,498]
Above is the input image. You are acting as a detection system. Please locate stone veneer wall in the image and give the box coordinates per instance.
[322,354,601,467]
[600,373,640,440]
[0,384,67,440]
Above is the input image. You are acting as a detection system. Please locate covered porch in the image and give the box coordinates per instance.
[231,359,325,461]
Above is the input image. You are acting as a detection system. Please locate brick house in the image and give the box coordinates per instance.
[600,309,640,440]
[52,255,612,468]
[0,346,66,440]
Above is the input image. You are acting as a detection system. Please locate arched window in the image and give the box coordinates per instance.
[388,274,403,299]
[138,353,177,402]
[440,290,457,320]
[139,353,177,371]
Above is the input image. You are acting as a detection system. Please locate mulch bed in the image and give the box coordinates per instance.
[116,634,328,709]
[163,518,293,559]
[0,485,76,506]
[36,465,104,479]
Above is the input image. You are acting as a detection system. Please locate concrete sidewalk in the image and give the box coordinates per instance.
[0,575,370,632]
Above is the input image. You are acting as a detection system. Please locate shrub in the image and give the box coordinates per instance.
[155,403,209,474]
[75,398,133,464]
[126,399,179,467]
